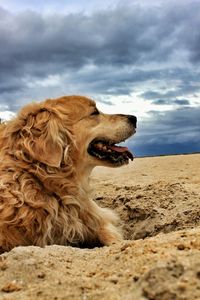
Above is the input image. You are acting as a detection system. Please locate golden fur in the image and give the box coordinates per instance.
[0,96,136,252]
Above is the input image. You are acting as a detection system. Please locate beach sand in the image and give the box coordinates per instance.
[0,154,200,299]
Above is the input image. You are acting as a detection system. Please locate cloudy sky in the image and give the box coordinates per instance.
[0,0,200,156]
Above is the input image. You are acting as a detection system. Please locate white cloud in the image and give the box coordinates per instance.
[0,111,15,121]
[26,74,62,88]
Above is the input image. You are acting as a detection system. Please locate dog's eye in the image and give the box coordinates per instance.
[91,109,99,116]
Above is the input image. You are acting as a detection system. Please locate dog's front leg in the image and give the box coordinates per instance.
[91,203,123,245]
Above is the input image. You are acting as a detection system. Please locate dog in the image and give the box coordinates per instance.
[0,96,137,252]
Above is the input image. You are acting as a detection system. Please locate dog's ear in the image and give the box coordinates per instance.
[22,109,64,167]
[6,105,65,168]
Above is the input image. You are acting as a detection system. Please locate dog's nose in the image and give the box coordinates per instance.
[128,115,137,127]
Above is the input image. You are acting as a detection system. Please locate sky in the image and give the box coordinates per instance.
[0,0,200,157]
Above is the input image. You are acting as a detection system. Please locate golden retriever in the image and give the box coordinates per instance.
[0,96,137,252]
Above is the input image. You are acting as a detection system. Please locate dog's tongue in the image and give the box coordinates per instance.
[109,145,134,160]
[109,145,129,152]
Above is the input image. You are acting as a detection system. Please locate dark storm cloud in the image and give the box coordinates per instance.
[140,69,200,103]
[0,2,200,155]
[1,2,200,103]
[153,99,190,106]
[65,67,200,97]
[129,106,200,156]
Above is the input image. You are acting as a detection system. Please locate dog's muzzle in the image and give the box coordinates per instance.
[87,114,137,166]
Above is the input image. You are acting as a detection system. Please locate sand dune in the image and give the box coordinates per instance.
[0,154,200,299]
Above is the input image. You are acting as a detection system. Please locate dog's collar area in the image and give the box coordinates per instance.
[87,140,133,165]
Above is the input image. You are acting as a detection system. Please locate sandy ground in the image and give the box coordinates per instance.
[0,154,200,300]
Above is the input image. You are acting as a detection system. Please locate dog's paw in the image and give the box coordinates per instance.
[98,223,123,246]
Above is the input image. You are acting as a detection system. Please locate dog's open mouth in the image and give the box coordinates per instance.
[88,139,134,165]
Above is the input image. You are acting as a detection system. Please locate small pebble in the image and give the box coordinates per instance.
[177,244,185,250]
[120,243,131,251]
[37,272,46,279]
[133,275,139,282]
[1,281,22,293]
[109,276,118,284]
[196,270,200,279]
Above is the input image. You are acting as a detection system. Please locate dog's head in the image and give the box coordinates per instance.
[6,96,136,172]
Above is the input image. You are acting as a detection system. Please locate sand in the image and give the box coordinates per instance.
[0,154,200,300]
